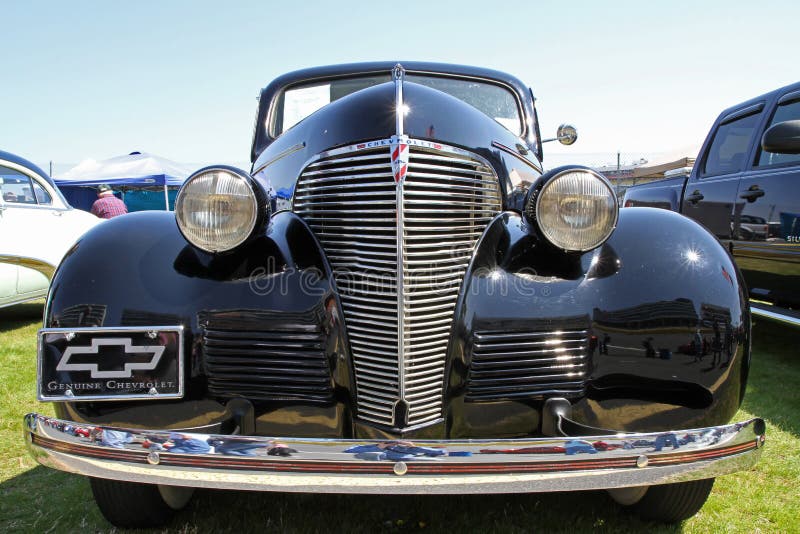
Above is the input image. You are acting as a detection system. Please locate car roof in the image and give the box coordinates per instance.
[260,61,532,96]
[0,150,55,187]
[252,61,535,162]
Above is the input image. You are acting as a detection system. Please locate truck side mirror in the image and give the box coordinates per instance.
[761,120,800,154]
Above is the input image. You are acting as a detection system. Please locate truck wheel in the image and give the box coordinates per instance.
[608,478,715,523]
[90,477,194,528]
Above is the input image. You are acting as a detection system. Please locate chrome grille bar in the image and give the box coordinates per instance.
[294,138,501,428]
[467,329,591,401]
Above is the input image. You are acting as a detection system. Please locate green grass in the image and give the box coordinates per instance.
[1,306,798,533]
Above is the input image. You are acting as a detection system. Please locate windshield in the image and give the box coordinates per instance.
[270,73,523,137]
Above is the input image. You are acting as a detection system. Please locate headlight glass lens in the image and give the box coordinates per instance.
[175,169,258,253]
[535,170,618,251]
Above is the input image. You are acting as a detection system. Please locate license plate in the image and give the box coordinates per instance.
[38,326,184,401]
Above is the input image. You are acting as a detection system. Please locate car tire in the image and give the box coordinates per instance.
[608,478,715,523]
[89,477,194,528]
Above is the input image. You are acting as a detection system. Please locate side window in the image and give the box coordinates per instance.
[0,166,37,204]
[701,111,762,177]
[755,98,800,167]
[32,181,53,205]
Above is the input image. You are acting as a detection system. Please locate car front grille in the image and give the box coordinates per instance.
[294,139,502,428]
[202,314,333,403]
[466,329,591,401]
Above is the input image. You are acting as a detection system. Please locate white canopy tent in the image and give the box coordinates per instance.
[56,152,194,211]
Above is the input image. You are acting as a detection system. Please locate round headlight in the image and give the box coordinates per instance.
[532,168,618,252]
[175,167,261,253]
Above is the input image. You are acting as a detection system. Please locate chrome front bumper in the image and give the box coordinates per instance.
[24,414,765,494]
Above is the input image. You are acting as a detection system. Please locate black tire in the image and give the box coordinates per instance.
[613,478,715,523]
[90,477,193,528]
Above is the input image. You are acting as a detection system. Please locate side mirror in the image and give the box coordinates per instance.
[556,124,578,145]
[761,120,800,154]
[542,124,578,145]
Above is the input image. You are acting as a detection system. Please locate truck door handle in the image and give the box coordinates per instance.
[740,186,765,202]
[685,190,704,203]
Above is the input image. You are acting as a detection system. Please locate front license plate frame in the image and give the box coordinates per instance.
[37,326,184,402]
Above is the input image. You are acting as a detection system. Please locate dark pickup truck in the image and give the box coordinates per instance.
[624,82,800,325]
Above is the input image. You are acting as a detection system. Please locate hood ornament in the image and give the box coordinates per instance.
[391,64,409,184]
[392,62,406,135]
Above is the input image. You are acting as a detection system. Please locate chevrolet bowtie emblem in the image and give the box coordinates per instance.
[56,337,165,379]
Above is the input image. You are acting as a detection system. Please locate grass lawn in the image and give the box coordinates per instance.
[1,303,798,533]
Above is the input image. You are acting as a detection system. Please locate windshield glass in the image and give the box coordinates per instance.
[270,74,523,137]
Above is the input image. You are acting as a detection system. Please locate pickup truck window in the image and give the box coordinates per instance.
[755,98,800,167]
[702,111,762,177]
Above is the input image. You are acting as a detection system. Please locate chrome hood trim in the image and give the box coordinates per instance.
[25,414,764,494]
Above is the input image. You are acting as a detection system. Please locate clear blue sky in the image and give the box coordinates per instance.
[2,0,797,173]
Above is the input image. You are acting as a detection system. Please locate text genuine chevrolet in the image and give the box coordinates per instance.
[25,63,764,527]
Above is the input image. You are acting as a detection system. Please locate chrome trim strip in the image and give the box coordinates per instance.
[491,140,543,172]
[252,142,306,175]
[394,64,405,136]
[25,414,764,494]
[0,202,71,212]
[0,254,56,280]
[750,304,800,327]
[0,292,47,310]
[37,326,185,402]
[394,65,408,419]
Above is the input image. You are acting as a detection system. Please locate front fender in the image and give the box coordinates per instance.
[44,210,353,436]
[447,207,750,436]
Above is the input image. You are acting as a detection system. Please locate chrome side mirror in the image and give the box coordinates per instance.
[542,124,578,145]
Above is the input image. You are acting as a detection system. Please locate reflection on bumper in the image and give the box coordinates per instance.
[24,413,765,494]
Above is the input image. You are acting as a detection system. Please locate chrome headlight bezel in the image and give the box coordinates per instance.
[175,166,268,254]
[526,166,618,252]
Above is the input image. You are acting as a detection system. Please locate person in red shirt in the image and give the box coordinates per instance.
[90,184,128,219]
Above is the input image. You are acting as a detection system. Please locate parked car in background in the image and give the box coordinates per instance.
[26,63,764,528]
[0,150,101,308]
[624,81,800,324]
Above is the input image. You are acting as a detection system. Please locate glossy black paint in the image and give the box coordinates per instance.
[47,210,354,437]
[447,207,749,436]
[42,63,752,441]
[622,176,685,211]
[44,206,749,439]
[251,61,541,162]
[251,80,541,214]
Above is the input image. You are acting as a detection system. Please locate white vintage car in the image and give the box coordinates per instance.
[0,150,101,308]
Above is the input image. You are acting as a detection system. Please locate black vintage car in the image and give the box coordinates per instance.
[26,62,764,527]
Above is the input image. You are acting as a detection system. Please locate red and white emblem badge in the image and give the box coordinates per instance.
[390,135,409,183]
